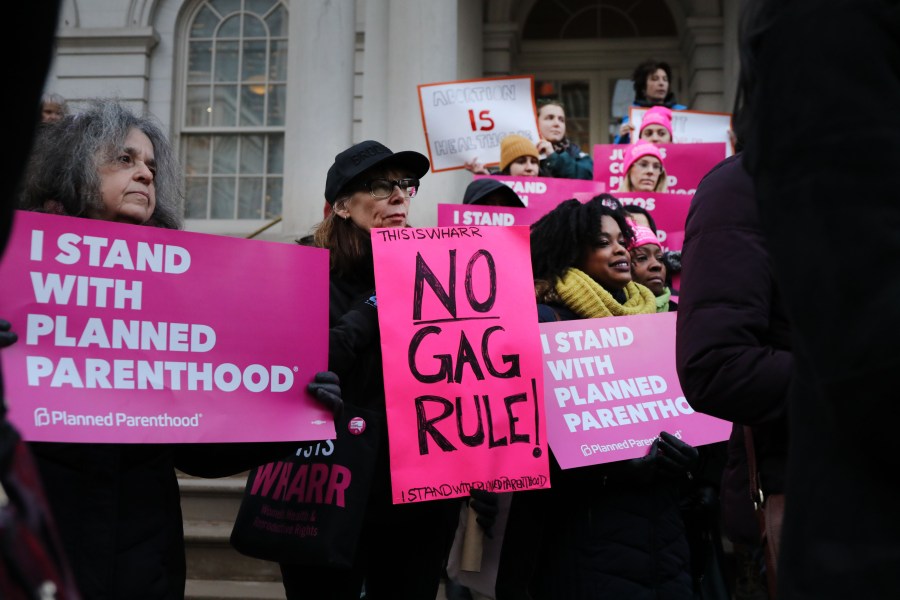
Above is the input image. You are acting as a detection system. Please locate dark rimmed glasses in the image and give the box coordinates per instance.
[363,178,420,199]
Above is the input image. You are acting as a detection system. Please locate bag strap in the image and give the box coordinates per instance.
[742,425,764,511]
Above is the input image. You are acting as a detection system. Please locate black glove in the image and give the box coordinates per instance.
[469,488,499,539]
[307,371,343,418]
[0,319,17,349]
[656,431,699,478]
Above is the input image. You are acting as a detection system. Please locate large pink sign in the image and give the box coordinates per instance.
[593,143,726,195]
[540,312,730,468]
[0,211,333,443]
[473,175,605,213]
[371,225,549,504]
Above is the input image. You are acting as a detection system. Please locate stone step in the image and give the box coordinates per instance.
[184,579,286,600]
[183,519,283,583]
[179,472,249,522]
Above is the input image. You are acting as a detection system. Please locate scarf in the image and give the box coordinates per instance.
[555,268,657,319]
[552,137,571,155]
[655,287,672,313]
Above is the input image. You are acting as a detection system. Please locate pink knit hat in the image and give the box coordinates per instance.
[627,222,661,250]
[622,140,665,175]
[638,106,673,138]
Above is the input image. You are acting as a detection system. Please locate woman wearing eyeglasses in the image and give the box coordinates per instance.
[278,140,462,599]
[616,141,669,193]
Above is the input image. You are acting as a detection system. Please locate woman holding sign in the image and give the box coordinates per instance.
[280,140,466,600]
[616,141,669,193]
[534,100,594,180]
[616,59,687,144]
[495,195,697,600]
[17,99,343,600]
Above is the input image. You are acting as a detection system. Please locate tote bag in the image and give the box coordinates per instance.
[230,405,381,568]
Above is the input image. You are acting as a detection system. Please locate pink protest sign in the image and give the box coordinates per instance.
[371,225,549,504]
[473,175,605,214]
[0,211,333,443]
[437,204,541,228]
[612,192,691,254]
[540,312,730,469]
[593,143,725,195]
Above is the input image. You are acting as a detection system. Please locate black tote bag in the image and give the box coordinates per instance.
[230,405,381,568]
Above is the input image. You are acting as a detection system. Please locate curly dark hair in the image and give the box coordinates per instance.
[530,194,634,302]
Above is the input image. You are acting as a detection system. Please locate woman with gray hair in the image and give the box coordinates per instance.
[16,98,342,599]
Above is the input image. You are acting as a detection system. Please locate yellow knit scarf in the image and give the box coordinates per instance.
[555,268,657,319]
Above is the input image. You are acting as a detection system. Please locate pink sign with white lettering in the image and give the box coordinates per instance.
[594,143,726,195]
[0,211,333,443]
[540,312,730,468]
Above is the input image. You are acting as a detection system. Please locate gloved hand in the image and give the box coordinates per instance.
[469,488,499,538]
[656,431,699,478]
[0,319,17,349]
[307,371,343,418]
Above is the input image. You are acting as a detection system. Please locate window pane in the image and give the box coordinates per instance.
[184,135,211,174]
[242,40,267,79]
[211,177,236,218]
[267,134,284,174]
[269,40,287,80]
[210,0,241,16]
[243,14,266,37]
[237,177,264,218]
[188,42,212,83]
[266,5,288,37]
[214,41,239,82]
[185,177,209,218]
[247,0,276,18]
[212,85,238,126]
[185,86,212,126]
[219,14,241,37]
[265,177,282,219]
[240,85,265,126]
[191,6,219,38]
[213,135,238,174]
[240,136,265,173]
[267,84,285,126]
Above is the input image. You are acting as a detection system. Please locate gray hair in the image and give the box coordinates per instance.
[19,98,183,229]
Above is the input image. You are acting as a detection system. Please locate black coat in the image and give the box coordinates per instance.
[675,153,789,496]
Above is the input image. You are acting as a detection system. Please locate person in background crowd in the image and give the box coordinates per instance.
[627,223,675,312]
[616,59,687,144]
[465,134,546,178]
[637,106,674,144]
[462,178,525,208]
[495,195,698,600]
[533,99,593,180]
[280,140,465,599]
[16,98,342,599]
[616,141,669,193]
[40,92,68,124]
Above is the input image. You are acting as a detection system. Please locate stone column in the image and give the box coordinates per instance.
[681,16,725,111]
[281,0,355,241]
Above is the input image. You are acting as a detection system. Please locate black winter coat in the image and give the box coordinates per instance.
[674,153,789,496]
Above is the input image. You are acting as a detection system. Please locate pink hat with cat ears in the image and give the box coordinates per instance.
[623,140,664,175]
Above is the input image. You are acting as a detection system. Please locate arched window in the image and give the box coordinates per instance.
[181,0,288,221]
[523,0,677,39]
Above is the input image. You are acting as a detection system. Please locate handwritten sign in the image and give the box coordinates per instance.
[0,211,332,443]
[371,225,549,504]
[630,107,734,155]
[540,312,731,468]
[594,143,726,195]
[612,192,691,254]
[474,175,606,213]
[418,76,540,172]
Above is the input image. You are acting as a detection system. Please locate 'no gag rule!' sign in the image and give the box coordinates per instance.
[0,211,333,443]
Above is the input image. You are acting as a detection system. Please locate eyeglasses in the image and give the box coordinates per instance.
[363,178,420,199]
[634,160,663,172]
